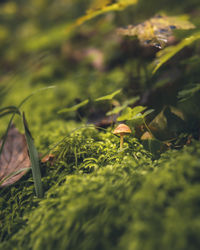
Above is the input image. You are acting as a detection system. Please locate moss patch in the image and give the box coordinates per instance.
[1,136,200,250]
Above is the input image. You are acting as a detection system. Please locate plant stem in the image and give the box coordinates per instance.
[143,118,154,137]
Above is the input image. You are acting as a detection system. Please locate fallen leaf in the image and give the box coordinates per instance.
[149,106,185,141]
[141,131,154,140]
[0,125,31,187]
[41,153,55,163]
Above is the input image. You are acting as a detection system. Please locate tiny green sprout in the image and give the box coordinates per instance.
[113,124,131,150]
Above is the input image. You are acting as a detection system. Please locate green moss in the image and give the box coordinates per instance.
[0,126,151,244]
[120,143,200,250]
[53,127,152,174]
[1,137,200,250]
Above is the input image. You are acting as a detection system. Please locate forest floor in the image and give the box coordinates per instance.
[1,0,200,249]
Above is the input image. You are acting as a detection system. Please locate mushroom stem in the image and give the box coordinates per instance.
[120,134,124,150]
[113,124,131,150]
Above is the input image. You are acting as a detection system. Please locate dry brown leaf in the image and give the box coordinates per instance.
[0,125,31,187]
[141,131,154,140]
[41,153,55,163]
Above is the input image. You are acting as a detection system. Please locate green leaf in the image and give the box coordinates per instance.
[74,0,138,27]
[143,109,155,117]
[117,106,154,127]
[131,106,147,116]
[152,31,200,74]
[22,0,138,53]
[117,107,133,121]
[87,0,116,13]
[106,106,124,116]
[106,96,139,116]
[22,113,43,198]
[58,99,89,114]
[58,89,122,114]
[117,106,146,121]
[178,83,200,102]
[95,89,122,101]
[149,107,185,140]
[118,14,195,49]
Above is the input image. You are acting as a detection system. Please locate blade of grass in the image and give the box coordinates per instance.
[18,86,55,108]
[0,106,21,118]
[22,112,43,198]
[0,86,55,156]
[0,168,30,187]
[0,114,16,156]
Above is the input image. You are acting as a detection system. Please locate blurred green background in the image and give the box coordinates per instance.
[0,0,200,148]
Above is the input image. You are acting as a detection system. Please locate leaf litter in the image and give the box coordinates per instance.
[0,125,30,187]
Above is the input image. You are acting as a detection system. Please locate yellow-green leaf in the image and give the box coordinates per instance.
[87,0,113,14]
[152,31,200,74]
[22,0,138,53]
[106,96,139,116]
[118,14,195,49]
[95,89,122,101]
[74,0,138,27]
[58,99,89,114]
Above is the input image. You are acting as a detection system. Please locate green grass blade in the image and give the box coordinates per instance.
[22,113,43,198]
[0,168,30,187]
[0,106,21,118]
[0,86,55,157]
[18,86,55,109]
[0,114,16,156]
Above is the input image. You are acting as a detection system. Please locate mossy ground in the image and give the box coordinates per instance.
[1,0,200,249]
[1,61,200,250]
[1,114,200,250]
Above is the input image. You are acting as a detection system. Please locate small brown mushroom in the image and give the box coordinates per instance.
[113,124,131,149]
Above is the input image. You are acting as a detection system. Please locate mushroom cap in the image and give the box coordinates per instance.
[113,124,131,135]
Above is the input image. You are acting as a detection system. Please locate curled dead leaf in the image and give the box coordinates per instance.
[41,153,55,163]
[0,126,31,187]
